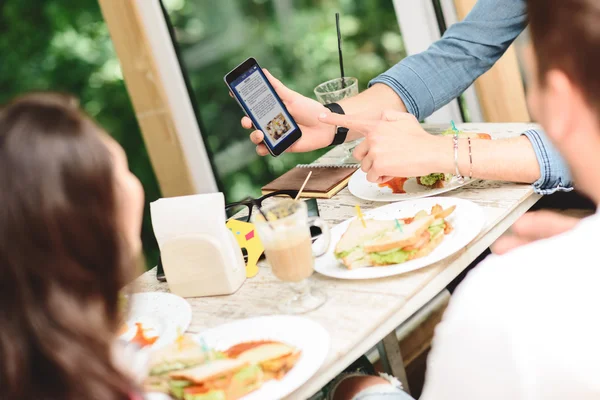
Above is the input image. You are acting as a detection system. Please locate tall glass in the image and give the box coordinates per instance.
[314,77,359,104]
[253,199,330,314]
[314,77,361,164]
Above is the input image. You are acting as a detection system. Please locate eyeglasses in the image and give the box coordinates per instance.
[225,190,299,222]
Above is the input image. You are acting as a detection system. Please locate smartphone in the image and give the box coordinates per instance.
[225,57,302,156]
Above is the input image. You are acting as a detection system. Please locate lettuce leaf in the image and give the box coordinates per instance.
[427,220,445,237]
[169,380,191,400]
[335,248,356,259]
[419,173,446,186]
[370,248,416,265]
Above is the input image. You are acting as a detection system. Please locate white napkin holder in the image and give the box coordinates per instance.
[150,193,246,297]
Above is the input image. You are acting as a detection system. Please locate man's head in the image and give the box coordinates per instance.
[526,0,600,201]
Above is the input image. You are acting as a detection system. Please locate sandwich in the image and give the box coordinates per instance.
[144,335,225,393]
[378,174,454,194]
[378,128,492,193]
[144,338,301,399]
[334,219,401,269]
[147,335,224,377]
[225,341,301,381]
[167,358,263,400]
[334,205,455,269]
[364,215,448,265]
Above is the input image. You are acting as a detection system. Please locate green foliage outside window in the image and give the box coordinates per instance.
[0,0,162,267]
[1,0,405,270]
[164,0,406,202]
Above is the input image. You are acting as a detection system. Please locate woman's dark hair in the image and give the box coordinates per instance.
[0,93,135,400]
[528,0,600,116]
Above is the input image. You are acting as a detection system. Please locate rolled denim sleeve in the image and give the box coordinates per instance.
[370,0,528,120]
[521,129,573,194]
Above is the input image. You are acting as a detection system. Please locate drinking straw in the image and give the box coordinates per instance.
[336,13,346,89]
[355,205,366,228]
[295,171,313,200]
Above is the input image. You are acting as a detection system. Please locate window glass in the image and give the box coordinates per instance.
[162,0,406,201]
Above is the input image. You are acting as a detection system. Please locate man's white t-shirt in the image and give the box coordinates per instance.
[421,212,600,400]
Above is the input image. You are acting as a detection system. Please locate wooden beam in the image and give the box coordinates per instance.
[97,0,196,197]
[453,0,531,122]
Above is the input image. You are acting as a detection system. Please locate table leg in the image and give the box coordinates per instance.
[377,332,411,394]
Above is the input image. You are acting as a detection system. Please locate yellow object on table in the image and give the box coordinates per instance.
[226,219,264,278]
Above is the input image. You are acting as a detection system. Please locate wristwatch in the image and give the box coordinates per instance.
[324,103,349,146]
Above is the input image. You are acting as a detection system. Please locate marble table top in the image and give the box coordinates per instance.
[135,123,541,399]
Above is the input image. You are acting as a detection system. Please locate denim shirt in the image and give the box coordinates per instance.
[370,0,572,194]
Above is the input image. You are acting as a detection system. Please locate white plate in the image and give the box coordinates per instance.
[122,292,192,350]
[314,197,485,280]
[348,169,475,202]
[194,316,329,400]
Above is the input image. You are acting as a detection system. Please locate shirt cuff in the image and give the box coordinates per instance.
[369,63,436,120]
[521,129,574,195]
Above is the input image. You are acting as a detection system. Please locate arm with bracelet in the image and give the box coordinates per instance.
[244,0,572,193]
[318,109,544,185]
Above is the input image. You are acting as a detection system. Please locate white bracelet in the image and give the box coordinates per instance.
[453,133,465,184]
[468,136,473,180]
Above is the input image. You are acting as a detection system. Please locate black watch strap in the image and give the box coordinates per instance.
[324,103,349,146]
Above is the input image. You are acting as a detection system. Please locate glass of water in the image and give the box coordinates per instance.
[314,77,359,104]
[314,77,360,164]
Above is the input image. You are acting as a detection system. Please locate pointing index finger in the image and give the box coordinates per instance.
[318,112,377,135]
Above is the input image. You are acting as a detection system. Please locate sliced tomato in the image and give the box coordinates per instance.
[183,386,210,395]
[225,340,276,358]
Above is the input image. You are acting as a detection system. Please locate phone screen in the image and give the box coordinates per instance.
[229,64,299,150]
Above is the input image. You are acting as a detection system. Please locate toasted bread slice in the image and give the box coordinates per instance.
[235,342,295,364]
[335,219,397,256]
[363,216,435,253]
[148,335,215,376]
[341,248,373,270]
[230,342,300,381]
[168,358,247,384]
[408,230,445,260]
[402,230,431,252]
[261,352,301,380]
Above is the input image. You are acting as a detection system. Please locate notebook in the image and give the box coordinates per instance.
[262,164,359,199]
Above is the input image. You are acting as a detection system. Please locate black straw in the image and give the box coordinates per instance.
[336,13,346,89]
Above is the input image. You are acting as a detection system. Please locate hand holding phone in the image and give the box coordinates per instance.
[225,58,302,156]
